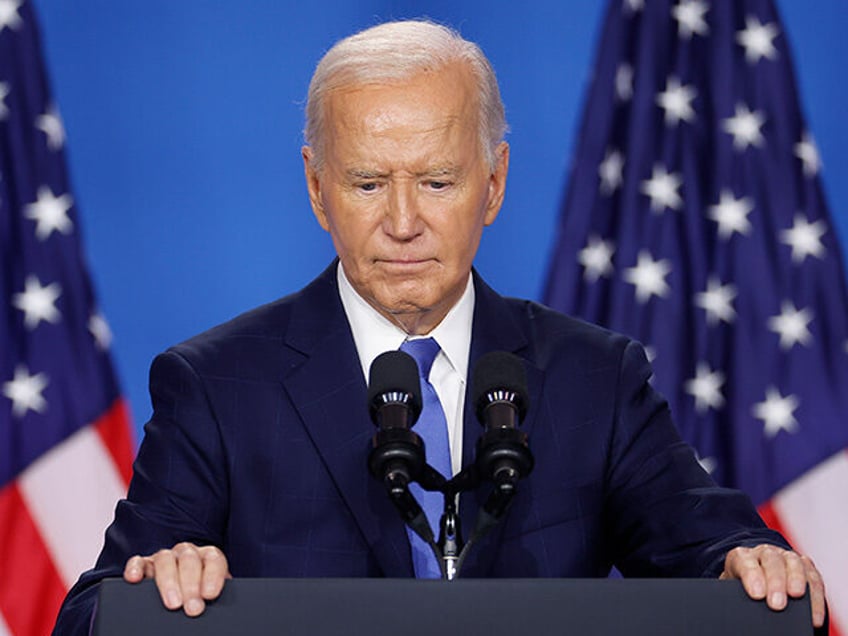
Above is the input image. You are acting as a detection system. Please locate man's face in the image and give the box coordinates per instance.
[303,62,509,335]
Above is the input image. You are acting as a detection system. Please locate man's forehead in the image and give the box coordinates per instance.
[324,58,475,96]
[326,63,475,111]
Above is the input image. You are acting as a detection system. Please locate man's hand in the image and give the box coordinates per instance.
[123,543,231,617]
[720,544,825,628]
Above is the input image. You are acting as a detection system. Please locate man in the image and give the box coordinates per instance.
[54,20,825,633]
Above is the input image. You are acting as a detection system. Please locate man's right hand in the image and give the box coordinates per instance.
[123,543,230,617]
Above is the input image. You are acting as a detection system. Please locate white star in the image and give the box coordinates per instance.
[694,276,737,325]
[767,300,813,350]
[35,106,66,151]
[672,0,709,40]
[0,82,9,120]
[643,345,657,363]
[696,453,717,475]
[0,0,23,33]
[624,0,644,12]
[88,312,113,350]
[736,16,779,64]
[708,189,753,239]
[685,362,725,413]
[722,103,766,151]
[780,214,827,264]
[615,63,634,102]
[624,251,672,303]
[578,235,615,282]
[753,387,799,438]
[24,186,74,240]
[599,148,624,195]
[2,365,49,418]
[794,132,821,177]
[640,164,683,213]
[656,76,697,126]
[13,275,62,330]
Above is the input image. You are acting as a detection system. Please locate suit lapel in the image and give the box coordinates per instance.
[458,272,544,577]
[279,263,413,577]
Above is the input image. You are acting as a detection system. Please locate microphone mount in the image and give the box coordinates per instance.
[368,349,535,581]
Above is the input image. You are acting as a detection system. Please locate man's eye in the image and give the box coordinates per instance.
[428,181,450,190]
[358,182,378,192]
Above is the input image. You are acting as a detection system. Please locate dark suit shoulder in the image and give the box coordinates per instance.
[164,262,342,378]
[502,296,639,370]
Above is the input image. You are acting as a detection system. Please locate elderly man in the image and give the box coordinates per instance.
[54,19,825,633]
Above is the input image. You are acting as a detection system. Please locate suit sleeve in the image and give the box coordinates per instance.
[602,340,789,578]
[52,349,229,635]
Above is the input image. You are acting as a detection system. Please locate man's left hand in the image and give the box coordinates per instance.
[720,544,825,628]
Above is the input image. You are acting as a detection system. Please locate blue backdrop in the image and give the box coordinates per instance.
[33,1,847,440]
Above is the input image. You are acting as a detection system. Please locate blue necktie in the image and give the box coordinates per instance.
[400,337,451,579]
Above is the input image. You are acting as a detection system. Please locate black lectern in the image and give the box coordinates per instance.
[93,577,811,635]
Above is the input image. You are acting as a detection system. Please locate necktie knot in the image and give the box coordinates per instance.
[400,337,440,379]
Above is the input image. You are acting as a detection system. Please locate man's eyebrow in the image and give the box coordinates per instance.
[346,168,387,180]
[344,166,461,180]
[416,165,461,178]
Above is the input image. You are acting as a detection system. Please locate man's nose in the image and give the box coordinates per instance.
[383,182,422,239]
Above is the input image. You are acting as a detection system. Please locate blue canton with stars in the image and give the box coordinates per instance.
[0,0,122,488]
[544,0,848,506]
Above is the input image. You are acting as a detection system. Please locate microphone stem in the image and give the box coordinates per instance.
[438,495,462,580]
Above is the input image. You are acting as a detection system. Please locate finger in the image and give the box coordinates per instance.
[757,546,788,611]
[198,546,230,600]
[173,542,206,617]
[143,558,156,578]
[151,549,183,611]
[723,547,767,600]
[802,557,827,628]
[782,551,806,598]
[123,555,146,583]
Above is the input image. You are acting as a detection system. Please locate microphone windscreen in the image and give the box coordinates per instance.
[472,351,529,420]
[367,350,422,417]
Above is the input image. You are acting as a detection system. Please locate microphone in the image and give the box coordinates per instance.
[367,351,425,493]
[472,351,534,485]
[368,350,422,428]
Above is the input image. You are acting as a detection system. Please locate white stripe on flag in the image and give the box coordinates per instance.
[773,450,848,634]
[0,609,11,636]
[18,424,126,588]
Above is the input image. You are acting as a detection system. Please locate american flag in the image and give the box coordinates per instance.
[0,1,134,634]
[544,0,848,632]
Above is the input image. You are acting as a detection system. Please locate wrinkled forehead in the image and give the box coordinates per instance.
[323,64,479,133]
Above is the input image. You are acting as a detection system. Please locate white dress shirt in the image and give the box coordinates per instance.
[337,263,474,476]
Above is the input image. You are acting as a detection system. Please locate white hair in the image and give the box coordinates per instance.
[304,19,508,171]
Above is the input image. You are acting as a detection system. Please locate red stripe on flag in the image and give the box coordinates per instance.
[757,500,788,539]
[758,500,842,636]
[94,398,135,486]
[0,483,67,636]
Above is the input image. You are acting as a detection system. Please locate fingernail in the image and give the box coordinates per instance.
[769,592,786,608]
[752,581,765,597]
[186,599,203,615]
[166,590,181,608]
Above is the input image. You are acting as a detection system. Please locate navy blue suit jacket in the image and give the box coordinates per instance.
[54,262,786,633]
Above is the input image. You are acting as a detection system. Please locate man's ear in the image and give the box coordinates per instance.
[484,141,510,226]
[302,145,330,231]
